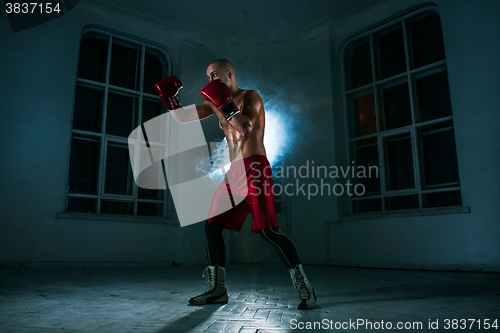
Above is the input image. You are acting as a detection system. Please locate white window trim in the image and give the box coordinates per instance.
[339,6,467,217]
[60,27,174,222]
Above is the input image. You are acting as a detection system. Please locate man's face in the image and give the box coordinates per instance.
[206,64,230,86]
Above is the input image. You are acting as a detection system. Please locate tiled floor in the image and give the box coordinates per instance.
[0,264,499,333]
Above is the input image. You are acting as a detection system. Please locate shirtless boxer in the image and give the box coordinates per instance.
[155,60,316,310]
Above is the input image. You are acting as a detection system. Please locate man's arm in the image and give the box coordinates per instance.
[170,102,214,124]
[155,76,214,123]
[195,101,215,121]
[201,80,262,137]
[226,90,262,137]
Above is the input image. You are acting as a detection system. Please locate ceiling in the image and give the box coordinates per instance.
[95,0,376,42]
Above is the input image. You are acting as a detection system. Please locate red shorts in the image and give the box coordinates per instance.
[206,155,278,233]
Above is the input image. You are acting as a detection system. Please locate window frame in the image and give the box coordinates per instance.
[340,6,464,217]
[61,27,174,222]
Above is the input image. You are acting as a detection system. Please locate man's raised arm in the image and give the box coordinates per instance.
[201,80,260,137]
[155,76,214,123]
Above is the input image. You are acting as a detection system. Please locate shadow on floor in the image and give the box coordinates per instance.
[155,303,221,333]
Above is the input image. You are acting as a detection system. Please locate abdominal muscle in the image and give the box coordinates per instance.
[216,89,267,161]
[222,122,266,161]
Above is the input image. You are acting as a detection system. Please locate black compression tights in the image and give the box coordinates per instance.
[204,222,301,269]
[204,222,226,267]
[259,227,301,269]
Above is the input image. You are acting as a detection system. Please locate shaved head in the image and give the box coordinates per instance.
[209,59,235,75]
[206,59,239,90]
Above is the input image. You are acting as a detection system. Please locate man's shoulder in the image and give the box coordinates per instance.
[243,89,263,105]
[243,89,260,96]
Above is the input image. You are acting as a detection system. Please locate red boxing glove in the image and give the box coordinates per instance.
[155,76,183,110]
[201,79,240,120]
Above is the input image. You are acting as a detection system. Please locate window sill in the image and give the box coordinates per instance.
[55,212,178,225]
[338,206,470,222]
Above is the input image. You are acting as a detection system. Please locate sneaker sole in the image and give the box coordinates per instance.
[297,288,317,310]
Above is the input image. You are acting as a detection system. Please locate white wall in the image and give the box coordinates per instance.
[327,0,500,272]
[1,0,498,271]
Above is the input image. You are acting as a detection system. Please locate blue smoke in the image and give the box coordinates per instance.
[259,87,310,169]
[196,79,310,181]
[195,137,230,183]
[263,109,291,168]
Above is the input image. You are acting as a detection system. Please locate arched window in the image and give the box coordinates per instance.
[65,29,170,217]
[342,9,462,213]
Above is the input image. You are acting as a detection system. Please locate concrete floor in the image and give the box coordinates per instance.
[0,264,499,333]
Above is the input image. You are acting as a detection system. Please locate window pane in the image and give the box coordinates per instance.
[101,200,133,215]
[423,191,462,208]
[351,137,380,194]
[67,135,100,194]
[385,195,419,211]
[66,197,97,213]
[418,121,460,189]
[143,49,165,95]
[77,34,108,83]
[345,37,372,90]
[343,11,460,213]
[384,133,414,191]
[73,85,103,132]
[379,82,412,131]
[138,187,164,201]
[353,198,382,213]
[408,12,445,69]
[349,93,376,138]
[374,24,406,80]
[137,202,163,217]
[109,39,140,90]
[142,99,163,124]
[414,71,452,123]
[106,92,138,137]
[104,142,133,195]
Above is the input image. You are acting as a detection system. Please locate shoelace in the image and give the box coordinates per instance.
[201,266,217,294]
[292,270,310,300]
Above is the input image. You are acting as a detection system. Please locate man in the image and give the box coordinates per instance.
[155,60,316,310]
